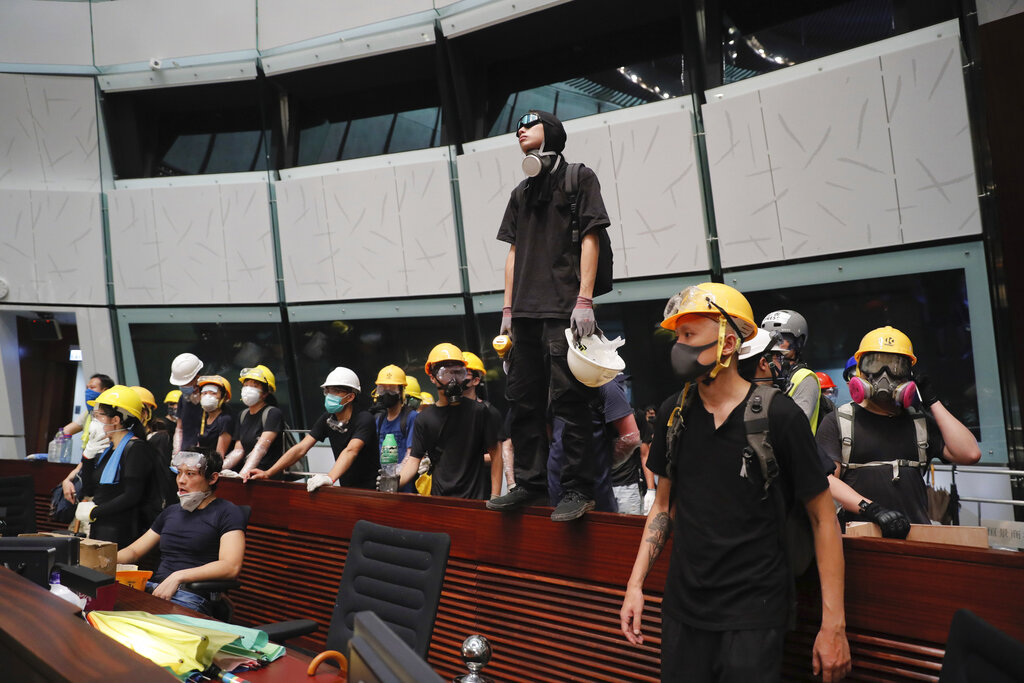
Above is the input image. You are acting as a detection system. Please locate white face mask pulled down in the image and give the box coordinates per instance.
[178,489,212,512]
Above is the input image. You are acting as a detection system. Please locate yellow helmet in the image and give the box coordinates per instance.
[854,326,917,365]
[164,389,182,404]
[425,343,466,375]
[462,351,486,375]
[130,386,157,409]
[661,282,757,340]
[198,375,232,401]
[93,385,144,421]
[404,375,422,399]
[375,364,407,387]
[419,392,435,406]
[239,365,276,393]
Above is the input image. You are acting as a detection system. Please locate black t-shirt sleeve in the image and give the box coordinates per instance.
[816,410,842,465]
[770,395,829,503]
[601,380,634,423]
[349,411,377,450]
[924,410,946,462]
[482,403,499,448]
[577,166,611,238]
[150,505,172,534]
[410,409,431,460]
[262,406,284,434]
[647,392,681,478]
[496,186,522,245]
[309,412,330,442]
[217,501,247,534]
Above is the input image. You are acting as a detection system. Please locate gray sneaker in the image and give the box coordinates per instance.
[486,486,548,511]
[551,490,596,522]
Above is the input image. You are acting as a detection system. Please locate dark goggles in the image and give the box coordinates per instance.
[859,352,911,377]
[516,112,542,131]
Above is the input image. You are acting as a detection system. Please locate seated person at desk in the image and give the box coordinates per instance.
[117,450,246,615]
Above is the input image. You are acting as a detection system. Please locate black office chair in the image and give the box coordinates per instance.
[939,608,1024,683]
[0,476,37,537]
[180,504,251,622]
[258,520,451,658]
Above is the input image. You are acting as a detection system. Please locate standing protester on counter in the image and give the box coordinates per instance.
[488,110,612,522]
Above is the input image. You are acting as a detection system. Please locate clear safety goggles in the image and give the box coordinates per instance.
[435,365,468,384]
[664,285,745,341]
[858,352,911,377]
[516,112,542,131]
[171,450,209,475]
[375,385,402,394]
[239,367,267,380]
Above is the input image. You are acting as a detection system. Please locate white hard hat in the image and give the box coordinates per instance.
[739,328,773,361]
[321,367,361,393]
[169,353,203,386]
[564,328,625,388]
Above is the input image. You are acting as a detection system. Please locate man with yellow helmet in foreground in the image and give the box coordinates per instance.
[816,326,980,524]
[620,283,850,683]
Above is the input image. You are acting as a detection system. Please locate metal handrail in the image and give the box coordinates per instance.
[932,464,1024,476]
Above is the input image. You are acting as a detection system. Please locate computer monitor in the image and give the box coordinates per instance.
[0,535,81,566]
[347,611,444,683]
[0,546,56,588]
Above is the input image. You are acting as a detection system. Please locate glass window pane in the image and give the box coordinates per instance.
[205,131,267,174]
[162,134,211,175]
[387,107,440,155]
[340,114,394,161]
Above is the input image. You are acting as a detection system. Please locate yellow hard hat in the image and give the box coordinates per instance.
[93,385,144,421]
[854,326,917,365]
[425,343,466,375]
[164,389,182,404]
[462,351,486,375]
[239,365,276,393]
[130,386,157,409]
[419,392,435,406]
[375,364,407,387]
[404,375,422,399]
[661,282,757,341]
[198,375,232,401]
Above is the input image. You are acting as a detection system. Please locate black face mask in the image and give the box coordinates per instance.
[377,392,401,409]
[442,380,466,403]
[670,340,717,383]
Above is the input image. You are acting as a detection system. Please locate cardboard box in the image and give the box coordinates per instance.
[846,521,989,548]
[17,533,118,576]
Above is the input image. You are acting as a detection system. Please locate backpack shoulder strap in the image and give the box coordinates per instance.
[743,384,780,500]
[837,402,855,473]
[664,383,697,479]
[565,163,582,246]
[907,406,929,466]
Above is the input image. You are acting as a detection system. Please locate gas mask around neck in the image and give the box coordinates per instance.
[522,150,560,177]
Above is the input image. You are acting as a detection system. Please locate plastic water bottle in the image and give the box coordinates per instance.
[58,433,72,463]
[48,435,59,462]
[379,433,400,493]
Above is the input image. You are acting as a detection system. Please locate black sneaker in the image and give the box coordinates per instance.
[551,490,596,522]
[486,486,548,511]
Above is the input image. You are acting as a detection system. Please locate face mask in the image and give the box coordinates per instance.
[200,394,220,412]
[166,404,178,420]
[324,394,349,414]
[670,340,718,383]
[181,385,195,397]
[377,391,401,409]
[178,489,212,512]
[442,380,466,403]
[85,388,101,404]
[240,386,263,407]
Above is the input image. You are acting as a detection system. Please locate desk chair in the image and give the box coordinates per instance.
[0,476,36,537]
[939,608,1024,683]
[258,520,451,659]
[180,504,251,622]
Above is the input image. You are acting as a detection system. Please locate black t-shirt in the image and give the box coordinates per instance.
[197,411,234,451]
[817,404,945,524]
[151,498,246,588]
[411,401,498,500]
[308,410,378,489]
[235,405,284,472]
[496,162,610,318]
[177,396,204,450]
[647,386,828,630]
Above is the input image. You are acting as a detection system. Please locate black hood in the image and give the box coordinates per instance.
[531,110,566,154]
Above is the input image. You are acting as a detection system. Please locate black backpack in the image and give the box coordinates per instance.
[565,163,614,297]
[238,405,297,454]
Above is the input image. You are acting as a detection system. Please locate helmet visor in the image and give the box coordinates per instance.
[859,352,912,377]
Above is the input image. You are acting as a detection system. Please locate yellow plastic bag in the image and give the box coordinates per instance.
[415,472,432,496]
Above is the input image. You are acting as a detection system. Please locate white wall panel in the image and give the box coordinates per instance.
[219,183,277,304]
[0,0,93,66]
[760,60,900,259]
[150,185,227,305]
[32,191,104,305]
[456,142,522,293]
[0,75,44,183]
[977,0,1024,24]
[323,167,405,299]
[882,37,981,241]
[395,159,461,296]
[703,92,785,267]
[606,106,707,277]
[0,190,38,303]
[107,188,164,306]
[92,0,256,66]
[257,0,433,50]
[276,176,336,302]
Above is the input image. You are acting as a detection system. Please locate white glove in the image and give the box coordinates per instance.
[218,469,241,478]
[75,501,97,523]
[642,490,656,515]
[82,428,109,460]
[306,473,333,492]
[417,456,431,476]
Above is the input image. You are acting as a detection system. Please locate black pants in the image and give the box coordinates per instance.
[507,317,596,497]
[661,612,785,683]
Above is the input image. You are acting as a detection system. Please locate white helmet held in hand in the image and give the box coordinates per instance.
[169,353,203,385]
[321,367,361,393]
[564,328,625,388]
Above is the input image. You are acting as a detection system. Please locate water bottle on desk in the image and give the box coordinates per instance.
[379,433,400,492]
[58,432,72,463]
[48,432,60,462]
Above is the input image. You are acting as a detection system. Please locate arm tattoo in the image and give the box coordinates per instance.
[644,512,673,569]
